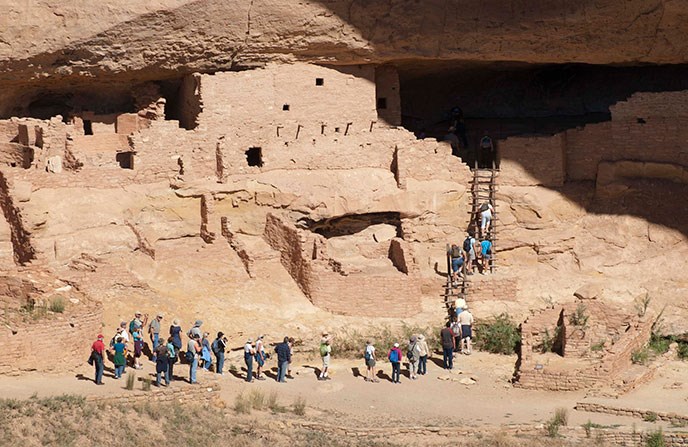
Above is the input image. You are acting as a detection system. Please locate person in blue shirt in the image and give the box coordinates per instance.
[274,337,292,383]
[480,238,492,274]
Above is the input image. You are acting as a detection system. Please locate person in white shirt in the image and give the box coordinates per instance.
[364,340,379,383]
[458,307,475,354]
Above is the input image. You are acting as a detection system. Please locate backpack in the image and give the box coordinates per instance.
[319,343,329,357]
[364,349,371,361]
[480,136,492,149]
[450,245,462,258]
[185,349,195,363]
[211,339,220,355]
[407,343,418,361]
[128,319,136,334]
[388,349,399,363]
[463,237,473,253]
[480,202,489,212]
[155,343,168,359]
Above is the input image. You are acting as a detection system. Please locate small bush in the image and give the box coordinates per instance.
[545,418,560,438]
[631,347,649,365]
[473,313,521,355]
[125,372,136,390]
[49,297,65,313]
[648,333,670,355]
[677,341,688,360]
[569,303,589,328]
[646,428,666,447]
[590,340,606,352]
[553,407,568,426]
[142,377,151,392]
[249,389,265,410]
[293,396,306,416]
[266,391,284,413]
[539,328,554,353]
[233,392,251,415]
[643,411,658,422]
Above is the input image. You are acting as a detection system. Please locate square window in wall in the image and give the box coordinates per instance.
[83,120,93,135]
[315,78,324,86]
[246,147,263,167]
[282,104,290,111]
[116,152,135,169]
[377,97,388,110]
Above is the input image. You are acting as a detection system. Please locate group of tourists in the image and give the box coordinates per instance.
[88,310,476,386]
[441,106,497,169]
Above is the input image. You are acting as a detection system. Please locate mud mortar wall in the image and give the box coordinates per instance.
[0,304,103,375]
[499,90,688,186]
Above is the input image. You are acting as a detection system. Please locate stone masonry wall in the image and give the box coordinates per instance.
[499,133,566,187]
[0,303,103,375]
[468,277,518,302]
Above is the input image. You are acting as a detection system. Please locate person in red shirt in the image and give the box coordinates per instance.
[90,334,106,385]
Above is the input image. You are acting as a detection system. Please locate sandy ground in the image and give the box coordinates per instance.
[2,350,686,434]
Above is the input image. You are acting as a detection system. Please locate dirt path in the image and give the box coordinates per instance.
[2,351,685,434]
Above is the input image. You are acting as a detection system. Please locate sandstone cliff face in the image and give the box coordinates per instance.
[1,0,687,90]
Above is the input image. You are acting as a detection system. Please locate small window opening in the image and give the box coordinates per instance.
[282,104,290,111]
[315,78,324,86]
[636,117,646,124]
[246,147,263,167]
[116,152,134,169]
[334,127,340,133]
[83,120,93,135]
[377,97,388,110]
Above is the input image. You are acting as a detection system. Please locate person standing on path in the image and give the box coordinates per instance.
[201,332,213,372]
[440,322,456,370]
[170,319,183,353]
[275,337,291,383]
[188,320,203,340]
[166,336,176,384]
[318,333,332,381]
[131,324,145,370]
[212,332,227,376]
[287,337,295,379]
[244,338,255,382]
[417,334,429,375]
[459,306,475,355]
[254,335,267,380]
[148,313,163,362]
[364,340,379,382]
[111,336,127,379]
[154,341,169,387]
[407,336,420,380]
[387,343,403,384]
[187,334,202,384]
[90,334,106,385]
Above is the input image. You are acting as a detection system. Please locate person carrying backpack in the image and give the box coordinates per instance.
[387,343,403,384]
[318,332,333,381]
[479,134,495,168]
[166,336,176,383]
[407,336,420,380]
[254,335,267,381]
[449,244,465,286]
[154,341,169,387]
[364,340,379,383]
[463,231,478,275]
[89,334,106,385]
[417,335,429,375]
[212,332,227,375]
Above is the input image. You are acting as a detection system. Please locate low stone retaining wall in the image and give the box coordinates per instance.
[576,402,688,425]
[87,381,221,405]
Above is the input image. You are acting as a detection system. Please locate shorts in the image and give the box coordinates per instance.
[322,354,330,367]
[134,340,143,357]
[451,258,464,272]
[468,251,476,261]
[461,325,472,340]
[366,358,376,368]
[482,253,491,260]
[254,354,265,367]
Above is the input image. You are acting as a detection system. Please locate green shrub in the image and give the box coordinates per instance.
[125,372,136,390]
[569,303,589,328]
[677,341,688,360]
[646,428,666,447]
[473,313,521,355]
[49,297,65,313]
[648,333,670,355]
[553,407,568,426]
[643,412,658,422]
[631,347,649,365]
[590,340,606,352]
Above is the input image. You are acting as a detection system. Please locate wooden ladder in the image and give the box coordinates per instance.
[469,167,499,273]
